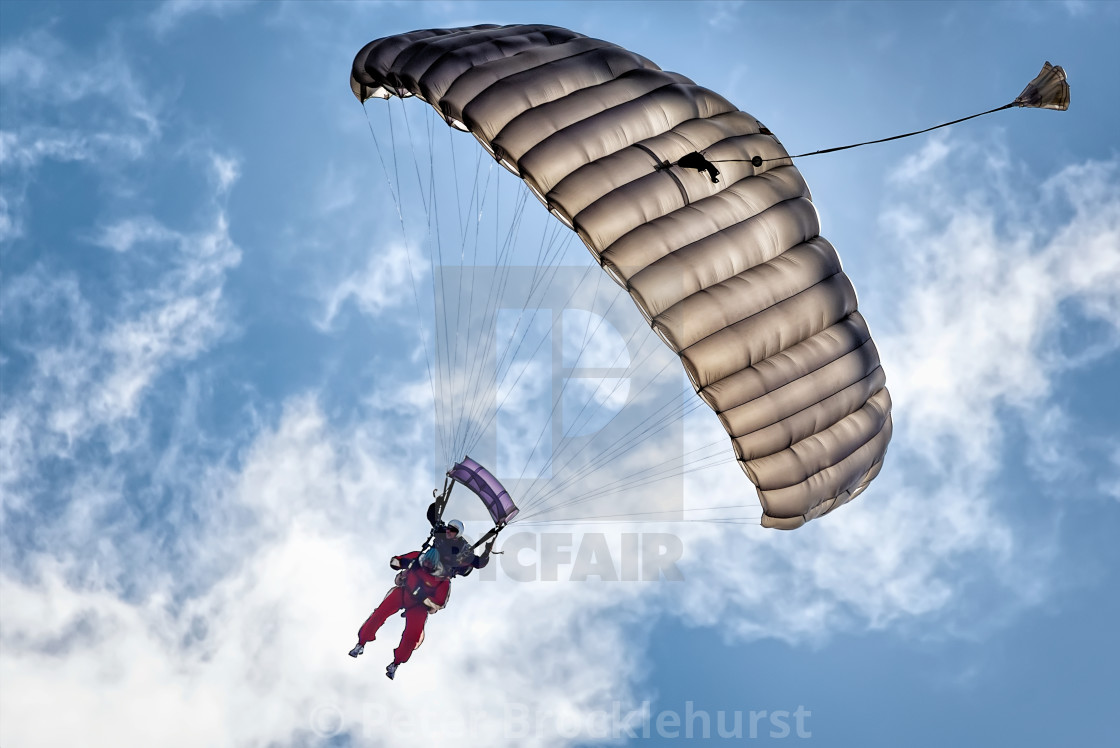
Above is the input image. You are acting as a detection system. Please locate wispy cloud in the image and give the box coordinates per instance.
[1101,445,1120,502]
[209,153,241,196]
[0,29,163,242]
[0,20,243,571]
[90,216,180,253]
[317,241,419,329]
[1,203,240,512]
[0,393,651,746]
[0,29,160,134]
[880,138,1120,470]
[703,1,743,29]
[149,0,257,36]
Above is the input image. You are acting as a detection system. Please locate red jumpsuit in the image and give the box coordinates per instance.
[357,551,450,666]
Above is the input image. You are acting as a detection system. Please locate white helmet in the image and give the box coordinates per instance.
[446,519,464,535]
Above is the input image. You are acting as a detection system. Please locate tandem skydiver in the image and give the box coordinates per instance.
[348,547,450,680]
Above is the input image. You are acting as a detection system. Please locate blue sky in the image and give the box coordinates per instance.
[2,1,1118,746]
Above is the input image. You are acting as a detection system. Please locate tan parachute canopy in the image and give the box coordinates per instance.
[350,24,892,529]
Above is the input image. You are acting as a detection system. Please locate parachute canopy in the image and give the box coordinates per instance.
[352,25,892,529]
[448,456,520,525]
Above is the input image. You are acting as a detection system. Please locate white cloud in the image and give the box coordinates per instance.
[659,436,1003,640]
[0,40,49,88]
[0,193,15,242]
[889,135,953,183]
[1062,0,1091,17]
[314,161,361,214]
[317,241,419,328]
[703,1,743,29]
[209,153,241,196]
[90,216,179,253]
[1,205,241,524]
[1,395,652,747]
[149,0,257,36]
[879,140,1120,468]
[0,29,164,247]
[0,29,160,136]
[1100,445,1120,502]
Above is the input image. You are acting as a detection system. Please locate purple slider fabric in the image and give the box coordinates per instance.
[448,456,520,524]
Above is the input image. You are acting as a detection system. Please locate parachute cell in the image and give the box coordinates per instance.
[352,24,892,529]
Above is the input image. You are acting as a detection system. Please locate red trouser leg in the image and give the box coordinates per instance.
[393,604,429,665]
[357,587,406,644]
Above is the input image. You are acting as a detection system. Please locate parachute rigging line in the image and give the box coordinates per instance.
[406,101,459,467]
[510,269,614,484]
[515,340,706,514]
[455,242,583,459]
[398,103,716,501]
[509,257,753,511]
[455,227,580,461]
[514,336,717,512]
[454,262,600,461]
[475,257,730,518]
[449,152,494,457]
[452,186,533,459]
[517,434,732,522]
[373,98,644,477]
[363,103,448,463]
[519,429,730,517]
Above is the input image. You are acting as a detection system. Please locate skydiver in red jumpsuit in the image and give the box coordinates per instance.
[348,547,450,680]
